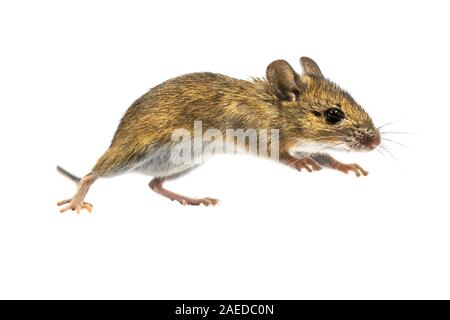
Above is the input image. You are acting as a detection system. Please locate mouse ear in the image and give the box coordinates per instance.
[266,60,302,102]
[300,57,324,78]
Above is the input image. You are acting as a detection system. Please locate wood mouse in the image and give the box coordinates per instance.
[57,57,380,213]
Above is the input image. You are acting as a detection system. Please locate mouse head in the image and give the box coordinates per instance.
[266,57,380,152]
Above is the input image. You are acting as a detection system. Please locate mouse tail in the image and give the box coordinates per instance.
[56,165,81,183]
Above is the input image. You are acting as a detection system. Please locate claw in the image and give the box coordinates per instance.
[174,197,219,206]
[202,197,220,206]
[58,199,94,214]
[332,162,369,177]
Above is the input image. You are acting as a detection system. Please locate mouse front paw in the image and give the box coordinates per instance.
[57,198,93,214]
[330,161,369,177]
[290,157,322,173]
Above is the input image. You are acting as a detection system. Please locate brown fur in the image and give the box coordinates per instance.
[92,59,377,176]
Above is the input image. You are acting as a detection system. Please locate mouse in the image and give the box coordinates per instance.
[57,56,380,213]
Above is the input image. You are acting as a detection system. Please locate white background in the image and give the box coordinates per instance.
[0,0,449,299]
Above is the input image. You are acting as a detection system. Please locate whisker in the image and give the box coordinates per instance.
[382,138,411,150]
[380,131,414,136]
[378,144,398,162]
[377,120,400,130]
[376,148,385,157]
[290,142,348,162]
[287,158,299,166]
[316,142,348,153]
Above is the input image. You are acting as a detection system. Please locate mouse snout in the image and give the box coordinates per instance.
[359,132,380,150]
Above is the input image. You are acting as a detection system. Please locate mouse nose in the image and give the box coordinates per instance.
[362,133,380,150]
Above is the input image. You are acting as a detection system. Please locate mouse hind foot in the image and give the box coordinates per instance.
[149,177,219,207]
[57,173,98,214]
[57,198,93,213]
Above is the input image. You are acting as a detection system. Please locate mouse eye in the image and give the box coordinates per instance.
[324,108,345,124]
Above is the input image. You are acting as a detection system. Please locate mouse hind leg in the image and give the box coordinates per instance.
[57,146,144,213]
[149,168,219,207]
[135,143,219,206]
[57,173,98,213]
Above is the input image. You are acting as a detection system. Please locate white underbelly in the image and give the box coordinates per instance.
[133,141,216,177]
